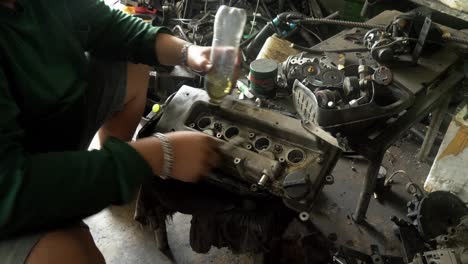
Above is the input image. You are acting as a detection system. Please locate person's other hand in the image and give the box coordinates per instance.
[166,131,220,182]
[186,45,213,72]
[186,45,241,90]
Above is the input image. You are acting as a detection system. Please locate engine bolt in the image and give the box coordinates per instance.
[214,123,222,131]
[274,145,283,153]
[248,133,255,139]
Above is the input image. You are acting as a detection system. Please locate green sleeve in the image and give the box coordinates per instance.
[69,0,173,66]
[0,68,153,238]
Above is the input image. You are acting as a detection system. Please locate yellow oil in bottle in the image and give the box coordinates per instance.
[205,69,232,104]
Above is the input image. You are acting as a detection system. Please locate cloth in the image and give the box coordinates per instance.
[0,0,171,239]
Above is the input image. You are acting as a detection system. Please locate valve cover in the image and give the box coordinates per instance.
[150,86,342,211]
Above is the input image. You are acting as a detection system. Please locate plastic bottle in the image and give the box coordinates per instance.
[205,5,247,104]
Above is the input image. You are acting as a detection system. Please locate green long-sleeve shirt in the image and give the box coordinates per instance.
[0,0,169,238]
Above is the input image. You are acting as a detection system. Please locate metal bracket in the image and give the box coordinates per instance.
[412,16,432,63]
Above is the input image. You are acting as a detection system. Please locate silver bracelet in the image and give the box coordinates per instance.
[153,133,174,180]
[181,42,193,67]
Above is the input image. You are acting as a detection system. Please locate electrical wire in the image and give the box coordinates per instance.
[259,0,272,20]
[384,170,412,186]
[172,25,190,41]
[299,25,323,42]
[248,0,261,37]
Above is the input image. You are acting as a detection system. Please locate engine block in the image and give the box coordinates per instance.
[150,85,342,211]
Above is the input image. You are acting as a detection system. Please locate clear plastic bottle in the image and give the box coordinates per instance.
[205,5,247,104]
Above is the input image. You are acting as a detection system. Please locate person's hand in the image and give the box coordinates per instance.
[186,45,213,72]
[186,45,241,90]
[166,131,220,182]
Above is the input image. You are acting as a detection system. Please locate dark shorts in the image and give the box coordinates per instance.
[0,59,127,263]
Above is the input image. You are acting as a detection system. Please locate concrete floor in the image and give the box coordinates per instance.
[84,131,434,264]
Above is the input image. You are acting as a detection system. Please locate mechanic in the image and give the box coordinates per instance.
[0,0,222,263]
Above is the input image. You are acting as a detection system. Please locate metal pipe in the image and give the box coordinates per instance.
[324,11,340,20]
[291,43,368,54]
[417,96,451,162]
[353,152,384,223]
[294,17,384,29]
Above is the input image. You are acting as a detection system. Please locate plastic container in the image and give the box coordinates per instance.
[256,34,300,63]
[205,5,247,104]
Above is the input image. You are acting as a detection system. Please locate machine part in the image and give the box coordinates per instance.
[412,16,432,63]
[291,44,369,55]
[245,22,277,60]
[417,96,451,162]
[287,149,306,164]
[249,59,278,97]
[411,249,463,264]
[282,54,345,89]
[283,170,310,200]
[343,76,360,97]
[299,211,310,222]
[391,216,428,263]
[372,66,393,86]
[324,175,334,185]
[150,86,341,212]
[290,66,413,130]
[435,216,468,248]
[353,152,385,223]
[370,245,384,264]
[292,80,319,124]
[197,116,212,129]
[294,17,384,30]
[284,10,465,261]
[254,137,271,151]
[407,191,468,240]
[258,174,269,186]
[315,90,341,108]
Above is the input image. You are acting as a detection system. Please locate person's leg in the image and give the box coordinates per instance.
[25,225,105,264]
[98,63,151,144]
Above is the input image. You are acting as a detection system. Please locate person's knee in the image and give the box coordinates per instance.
[25,226,105,264]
